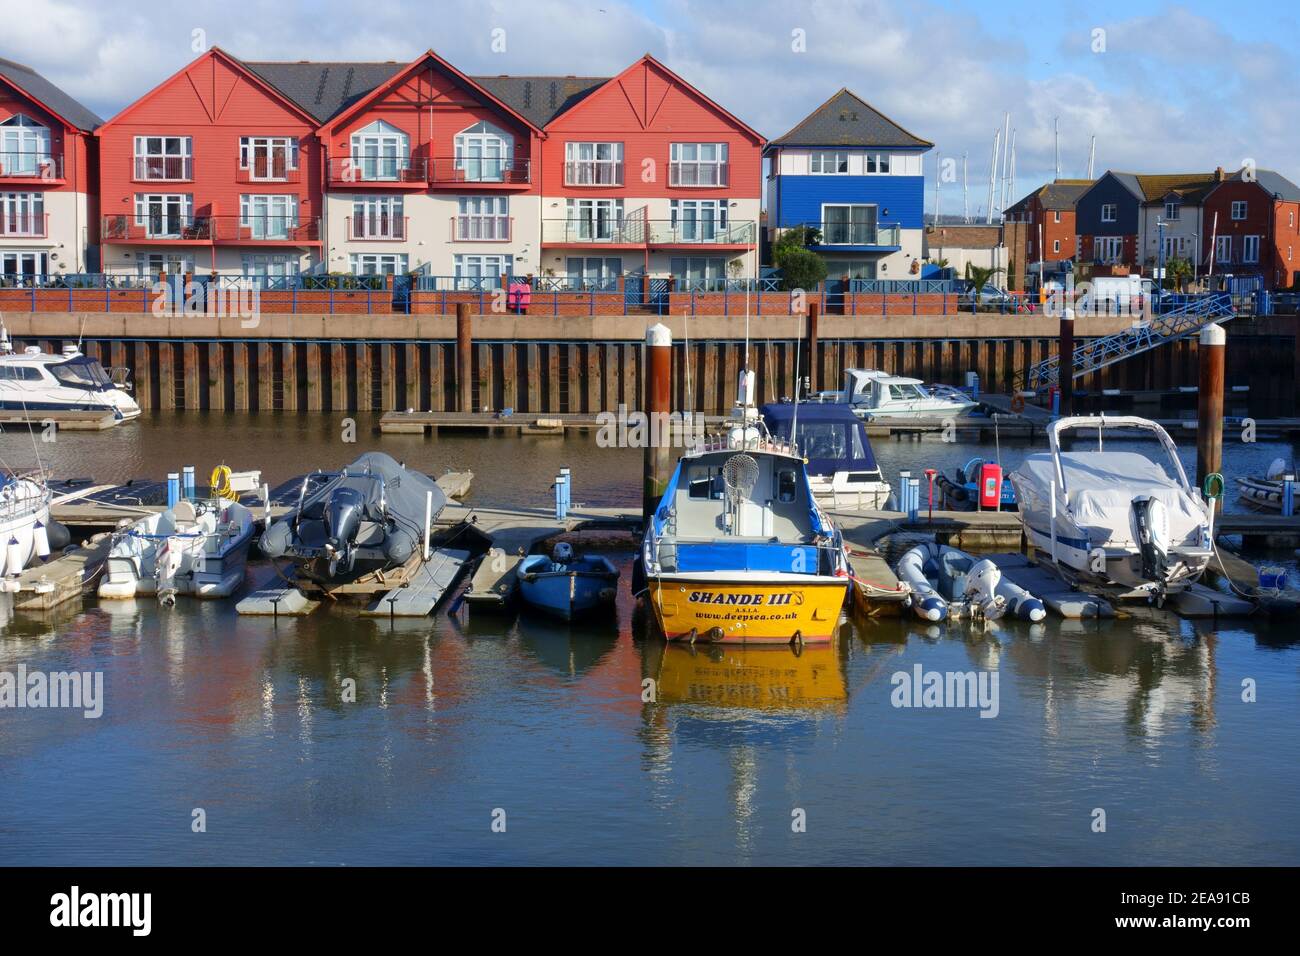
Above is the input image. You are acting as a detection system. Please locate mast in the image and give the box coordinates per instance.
[986,129,1000,225]
[1086,135,1096,179]
[1054,117,1061,180]
[999,112,1011,215]
[962,152,969,223]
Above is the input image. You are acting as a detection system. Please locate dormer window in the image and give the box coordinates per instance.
[455,121,513,182]
[350,121,410,181]
[1164,200,1180,220]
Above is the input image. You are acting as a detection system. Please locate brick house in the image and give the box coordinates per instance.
[1004,178,1092,270]
[1200,167,1300,289]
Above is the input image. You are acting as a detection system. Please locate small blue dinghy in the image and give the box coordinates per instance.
[517,543,620,621]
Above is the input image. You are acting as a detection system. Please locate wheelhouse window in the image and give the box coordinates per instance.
[133,136,192,180]
[0,192,44,236]
[50,356,112,390]
[564,142,623,186]
[351,196,405,239]
[455,196,509,241]
[239,194,298,239]
[669,143,728,186]
[669,199,728,241]
[822,204,878,245]
[810,151,849,174]
[454,121,513,182]
[349,121,410,181]
[566,198,624,240]
[134,194,194,238]
[0,115,52,176]
[240,136,298,180]
[453,253,509,290]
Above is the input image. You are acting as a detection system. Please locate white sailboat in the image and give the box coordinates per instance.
[0,471,55,581]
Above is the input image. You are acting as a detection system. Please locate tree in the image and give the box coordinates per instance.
[964,262,1005,304]
[773,226,827,291]
[1163,256,1193,291]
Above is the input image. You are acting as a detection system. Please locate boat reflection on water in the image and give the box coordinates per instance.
[645,638,848,715]
[512,611,620,678]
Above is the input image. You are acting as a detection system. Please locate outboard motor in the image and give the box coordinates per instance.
[1131,495,1170,583]
[323,486,367,576]
[552,542,574,564]
[963,558,1007,621]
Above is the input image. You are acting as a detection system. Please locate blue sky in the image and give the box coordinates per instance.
[3,0,1295,217]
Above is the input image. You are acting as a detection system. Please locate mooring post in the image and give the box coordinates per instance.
[456,301,473,413]
[805,300,820,396]
[1058,305,1075,417]
[644,323,673,519]
[1196,322,1226,489]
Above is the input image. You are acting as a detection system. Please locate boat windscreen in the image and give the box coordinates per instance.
[760,404,878,475]
[50,356,112,389]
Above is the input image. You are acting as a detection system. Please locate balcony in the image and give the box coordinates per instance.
[348,214,408,241]
[648,219,756,247]
[541,218,756,248]
[0,212,49,238]
[235,161,302,185]
[429,157,530,188]
[564,160,624,187]
[101,214,211,242]
[0,152,64,185]
[133,156,194,182]
[210,215,320,244]
[668,162,729,187]
[451,215,512,242]
[806,221,902,250]
[328,155,427,188]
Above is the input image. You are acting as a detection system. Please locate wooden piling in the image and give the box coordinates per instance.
[456,302,473,413]
[644,324,673,519]
[1196,322,1226,488]
[1059,307,1076,415]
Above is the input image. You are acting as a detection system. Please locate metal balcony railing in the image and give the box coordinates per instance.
[133,156,193,181]
[0,152,62,180]
[235,160,302,184]
[451,215,512,242]
[328,155,427,185]
[210,215,320,242]
[648,219,756,245]
[0,212,49,237]
[348,214,408,241]
[429,157,530,185]
[810,221,902,246]
[542,218,643,244]
[564,160,624,186]
[101,214,210,241]
[668,162,729,187]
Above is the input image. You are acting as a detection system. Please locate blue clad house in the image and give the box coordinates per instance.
[764,89,932,280]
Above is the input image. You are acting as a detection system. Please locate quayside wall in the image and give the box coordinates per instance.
[2,312,1296,416]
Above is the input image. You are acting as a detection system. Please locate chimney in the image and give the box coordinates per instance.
[1215,166,1225,182]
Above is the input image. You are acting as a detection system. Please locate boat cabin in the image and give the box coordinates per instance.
[760,402,884,484]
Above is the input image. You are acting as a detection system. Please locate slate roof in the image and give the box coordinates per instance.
[471,75,609,128]
[1008,178,1095,214]
[766,89,932,151]
[1132,172,1219,203]
[0,56,103,130]
[239,60,407,123]
[1222,167,1300,202]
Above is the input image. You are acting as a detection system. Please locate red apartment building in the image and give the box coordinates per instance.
[1200,168,1300,289]
[0,57,101,276]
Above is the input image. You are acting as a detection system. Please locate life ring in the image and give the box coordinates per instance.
[1010,394,1026,414]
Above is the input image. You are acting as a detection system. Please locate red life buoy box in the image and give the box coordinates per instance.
[979,462,1003,509]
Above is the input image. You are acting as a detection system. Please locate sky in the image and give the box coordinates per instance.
[2,0,1297,218]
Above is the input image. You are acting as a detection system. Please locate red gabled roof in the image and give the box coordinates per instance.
[314,49,546,136]
[94,46,322,133]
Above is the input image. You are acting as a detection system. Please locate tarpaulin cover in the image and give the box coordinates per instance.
[760,402,879,476]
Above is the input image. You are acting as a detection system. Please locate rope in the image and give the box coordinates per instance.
[210,465,240,502]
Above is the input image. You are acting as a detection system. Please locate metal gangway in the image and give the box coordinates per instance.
[1021,292,1236,390]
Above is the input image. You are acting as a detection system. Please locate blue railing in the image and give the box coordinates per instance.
[848,278,962,294]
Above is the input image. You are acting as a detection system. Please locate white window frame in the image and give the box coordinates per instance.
[669,142,728,186]
[1164,201,1180,221]
[1215,235,1232,264]
[239,136,298,180]
[241,253,300,278]
[566,198,624,241]
[1243,235,1261,264]
[565,256,621,287]
[454,121,514,182]
[821,203,879,245]
[0,115,52,175]
[133,193,193,238]
[455,195,510,241]
[810,151,849,175]
[1231,200,1248,221]
[669,199,729,241]
[239,194,298,239]
[865,153,891,174]
[453,253,509,289]
[1053,210,1062,224]
[133,135,193,180]
[564,142,623,186]
[351,196,405,240]
[1100,203,1117,223]
[1095,236,1124,263]
[137,252,195,278]
[350,121,410,181]
[1,250,49,276]
[0,191,45,236]
[349,252,408,275]
[1053,238,1061,254]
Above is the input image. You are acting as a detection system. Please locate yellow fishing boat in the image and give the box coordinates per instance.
[641,371,850,645]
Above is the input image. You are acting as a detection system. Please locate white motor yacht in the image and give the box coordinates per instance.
[0,323,140,422]
[823,368,978,420]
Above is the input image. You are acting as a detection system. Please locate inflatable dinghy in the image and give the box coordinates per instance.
[895,542,1046,623]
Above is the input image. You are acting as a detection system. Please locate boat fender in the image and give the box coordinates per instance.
[5,536,22,575]
[384,529,416,565]
[46,518,71,552]
[33,521,51,558]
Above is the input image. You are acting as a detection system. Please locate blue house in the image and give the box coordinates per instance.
[764,89,932,280]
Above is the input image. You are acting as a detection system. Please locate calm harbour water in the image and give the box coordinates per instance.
[1,412,1299,866]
